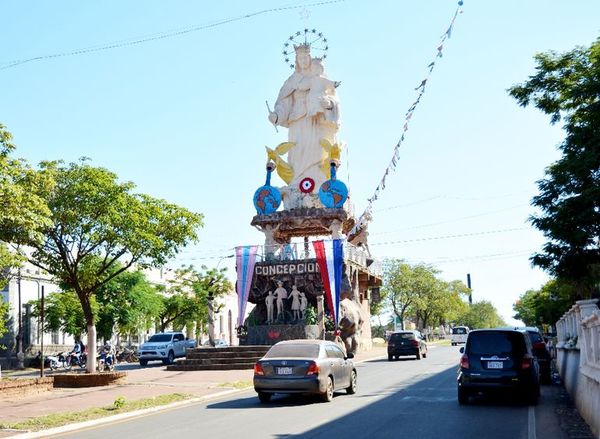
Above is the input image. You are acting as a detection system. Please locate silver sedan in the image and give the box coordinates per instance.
[253,339,357,403]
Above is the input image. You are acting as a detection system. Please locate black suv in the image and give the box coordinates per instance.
[457,329,540,405]
[387,330,427,361]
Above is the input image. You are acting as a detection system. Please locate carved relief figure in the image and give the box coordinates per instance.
[290,285,302,320]
[265,290,275,324]
[299,292,308,319]
[274,281,288,321]
[268,44,340,192]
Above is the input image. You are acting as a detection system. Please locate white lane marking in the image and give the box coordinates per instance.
[528,405,536,439]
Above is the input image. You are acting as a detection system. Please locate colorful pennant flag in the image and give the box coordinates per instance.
[312,239,344,326]
[349,1,464,238]
[235,245,258,327]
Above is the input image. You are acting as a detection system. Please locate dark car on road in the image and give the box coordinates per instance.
[520,327,552,384]
[253,340,357,403]
[457,328,540,405]
[387,330,428,361]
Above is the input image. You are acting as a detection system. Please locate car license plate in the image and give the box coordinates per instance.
[487,361,503,369]
[277,367,293,375]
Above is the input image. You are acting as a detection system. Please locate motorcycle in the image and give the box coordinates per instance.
[67,351,87,370]
[116,346,139,363]
[97,351,115,372]
[46,352,70,370]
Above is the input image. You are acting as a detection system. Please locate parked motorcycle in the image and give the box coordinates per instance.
[46,352,70,370]
[116,346,139,363]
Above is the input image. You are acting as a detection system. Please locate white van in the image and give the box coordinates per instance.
[451,326,469,346]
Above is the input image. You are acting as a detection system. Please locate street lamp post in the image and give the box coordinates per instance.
[207,292,215,347]
[16,268,24,370]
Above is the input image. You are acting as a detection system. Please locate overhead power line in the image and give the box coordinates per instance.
[0,0,346,71]
[370,227,530,247]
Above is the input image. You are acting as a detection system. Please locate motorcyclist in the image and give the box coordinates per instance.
[101,340,116,369]
[69,337,85,365]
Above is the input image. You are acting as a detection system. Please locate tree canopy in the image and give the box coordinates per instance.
[513,279,576,327]
[0,123,52,287]
[508,37,600,297]
[382,259,471,331]
[19,158,203,371]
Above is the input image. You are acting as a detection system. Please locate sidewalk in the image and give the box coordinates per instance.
[0,346,388,433]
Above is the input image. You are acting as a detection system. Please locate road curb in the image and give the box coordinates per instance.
[4,352,388,437]
[5,389,241,439]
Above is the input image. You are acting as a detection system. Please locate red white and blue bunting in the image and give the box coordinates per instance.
[312,239,344,326]
[350,1,464,238]
[236,245,258,327]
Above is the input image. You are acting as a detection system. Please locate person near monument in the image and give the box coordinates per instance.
[265,290,275,324]
[274,281,288,321]
[268,44,340,193]
[290,285,302,320]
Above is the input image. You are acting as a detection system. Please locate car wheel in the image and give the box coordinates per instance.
[321,377,334,402]
[541,367,552,385]
[346,370,357,395]
[139,359,148,367]
[163,351,175,365]
[258,392,272,403]
[423,349,427,358]
[458,387,469,405]
[388,354,393,361]
[416,349,422,360]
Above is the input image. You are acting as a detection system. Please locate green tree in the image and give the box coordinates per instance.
[384,260,441,330]
[513,279,576,327]
[508,37,600,298]
[95,268,164,340]
[30,290,94,337]
[0,300,9,348]
[0,123,52,287]
[158,265,231,334]
[459,300,506,329]
[21,159,203,371]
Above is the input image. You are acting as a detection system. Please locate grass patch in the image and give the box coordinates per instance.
[217,380,252,390]
[0,393,191,431]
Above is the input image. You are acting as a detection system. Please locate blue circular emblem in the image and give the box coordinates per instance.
[253,185,282,214]
[319,179,348,208]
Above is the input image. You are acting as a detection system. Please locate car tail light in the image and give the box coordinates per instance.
[460,354,469,369]
[521,355,533,370]
[532,341,546,350]
[306,361,320,376]
[411,340,419,347]
[254,362,264,376]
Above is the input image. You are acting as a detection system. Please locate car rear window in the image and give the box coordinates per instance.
[467,331,526,356]
[527,331,543,344]
[390,333,414,341]
[452,327,468,335]
[264,344,320,358]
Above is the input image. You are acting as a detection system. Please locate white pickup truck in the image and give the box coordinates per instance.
[138,332,196,366]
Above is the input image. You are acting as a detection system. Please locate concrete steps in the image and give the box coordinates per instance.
[166,345,271,371]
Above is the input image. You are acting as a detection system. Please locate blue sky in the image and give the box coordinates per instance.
[2,1,600,325]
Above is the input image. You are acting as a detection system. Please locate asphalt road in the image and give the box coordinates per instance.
[55,345,582,439]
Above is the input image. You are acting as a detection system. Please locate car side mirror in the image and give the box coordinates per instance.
[459,347,465,354]
[346,353,354,360]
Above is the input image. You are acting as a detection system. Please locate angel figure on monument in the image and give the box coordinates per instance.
[290,285,302,321]
[265,290,275,324]
[274,281,288,321]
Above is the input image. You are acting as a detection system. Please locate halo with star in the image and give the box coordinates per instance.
[282,29,329,70]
